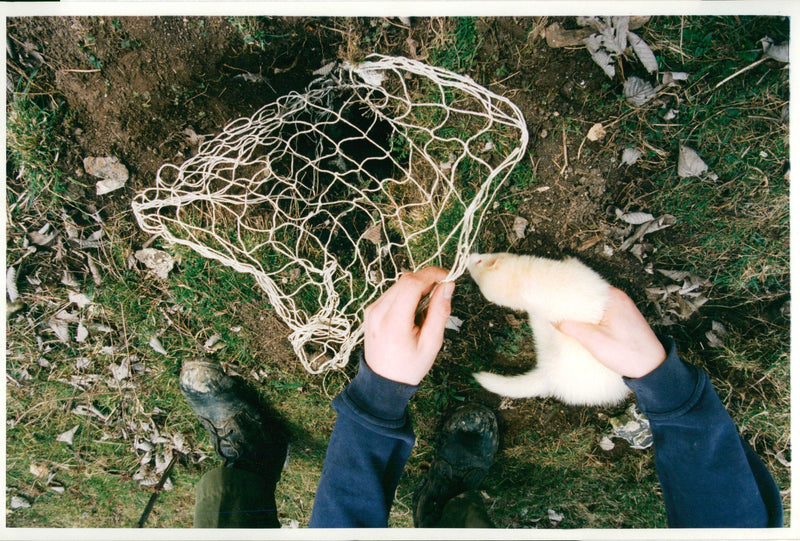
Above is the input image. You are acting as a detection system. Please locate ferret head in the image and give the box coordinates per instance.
[467,252,529,311]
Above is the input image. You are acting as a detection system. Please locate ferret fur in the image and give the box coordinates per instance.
[467,252,630,406]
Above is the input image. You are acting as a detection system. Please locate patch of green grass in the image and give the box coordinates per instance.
[608,16,789,301]
[228,16,290,51]
[430,17,482,74]
[6,90,72,217]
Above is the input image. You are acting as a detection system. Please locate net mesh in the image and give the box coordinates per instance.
[132,54,529,373]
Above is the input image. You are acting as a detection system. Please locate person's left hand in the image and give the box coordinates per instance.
[363,267,455,385]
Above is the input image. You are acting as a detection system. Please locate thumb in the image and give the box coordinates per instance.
[554,319,600,349]
[419,281,454,351]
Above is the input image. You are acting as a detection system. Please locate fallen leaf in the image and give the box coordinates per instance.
[68,291,92,308]
[57,425,79,446]
[48,318,71,342]
[10,496,31,510]
[29,223,58,246]
[586,122,606,141]
[705,320,728,348]
[615,208,654,225]
[61,270,80,287]
[760,36,789,63]
[548,509,565,524]
[511,216,529,240]
[445,315,463,332]
[662,71,689,86]
[7,266,19,302]
[72,404,109,423]
[135,248,175,280]
[149,336,167,355]
[75,322,89,343]
[362,222,382,246]
[621,147,643,165]
[624,76,658,107]
[584,34,616,78]
[598,436,615,451]
[312,61,336,76]
[75,357,92,370]
[627,31,658,73]
[30,463,49,478]
[109,357,130,381]
[677,145,709,178]
[84,156,129,195]
[203,333,224,353]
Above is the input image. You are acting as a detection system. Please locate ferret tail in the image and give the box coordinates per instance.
[473,369,550,399]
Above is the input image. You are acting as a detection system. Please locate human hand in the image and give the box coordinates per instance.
[363,267,455,385]
[555,287,666,379]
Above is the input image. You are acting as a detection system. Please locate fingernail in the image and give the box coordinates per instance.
[442,281,455,300]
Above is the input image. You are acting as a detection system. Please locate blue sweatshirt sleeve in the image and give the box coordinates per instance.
[309,352,418,528]
[624,337,783,528]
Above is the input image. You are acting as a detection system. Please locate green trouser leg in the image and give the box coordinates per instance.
[435,491,495,528]
[194,466,280,528]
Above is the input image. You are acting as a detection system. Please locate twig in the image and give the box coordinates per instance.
[61,68,102,74]
[715,56,767,90]
[137,452,179,527]
[559,126,569,176]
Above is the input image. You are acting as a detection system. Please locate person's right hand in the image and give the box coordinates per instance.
[555,287,666,379]
[362,267,454,386]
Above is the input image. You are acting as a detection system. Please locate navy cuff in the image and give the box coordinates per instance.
[342,350,418,422]
[624,336,703,416]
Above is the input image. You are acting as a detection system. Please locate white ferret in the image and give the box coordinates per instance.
[467,252,630,406]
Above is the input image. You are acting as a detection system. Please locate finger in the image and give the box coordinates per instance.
[388,267,449,320]
[555,320,600,347]
[418,281,454,353]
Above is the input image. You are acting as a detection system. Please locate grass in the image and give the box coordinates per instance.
[6,14,790,530]
[581,15,790,523]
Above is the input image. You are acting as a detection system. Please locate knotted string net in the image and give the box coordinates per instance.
[132,54,528,373]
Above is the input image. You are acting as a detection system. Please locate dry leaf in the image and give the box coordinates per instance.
[662,71,689,86]
[57,425,79,446]
[109,357,130,381]
[627,31,658,73]
[61,270,80,288]
[706,320,728,348]
[598,436,615,451]
[48,318,71,342]
[203,333,224,353]
[7,266,19,302]
[621,147,643,165]
[149,336,167,355]
[584,34,616,78]
[445,315,463,332]
[135,248,175,279]
[615,208,655,225]
[624,76,657,107]
[760,36,789,63]
[84,156,129,195]
[511,216,529,240]
[362,222,382,246]
[10,496,31,510]
[586,122,606,141]
[30,463,49,478]
[75,322,89,343]
[548,509,565,524]
[29,224,58,246]
[677,146,708,178]
[68,291,92,308]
